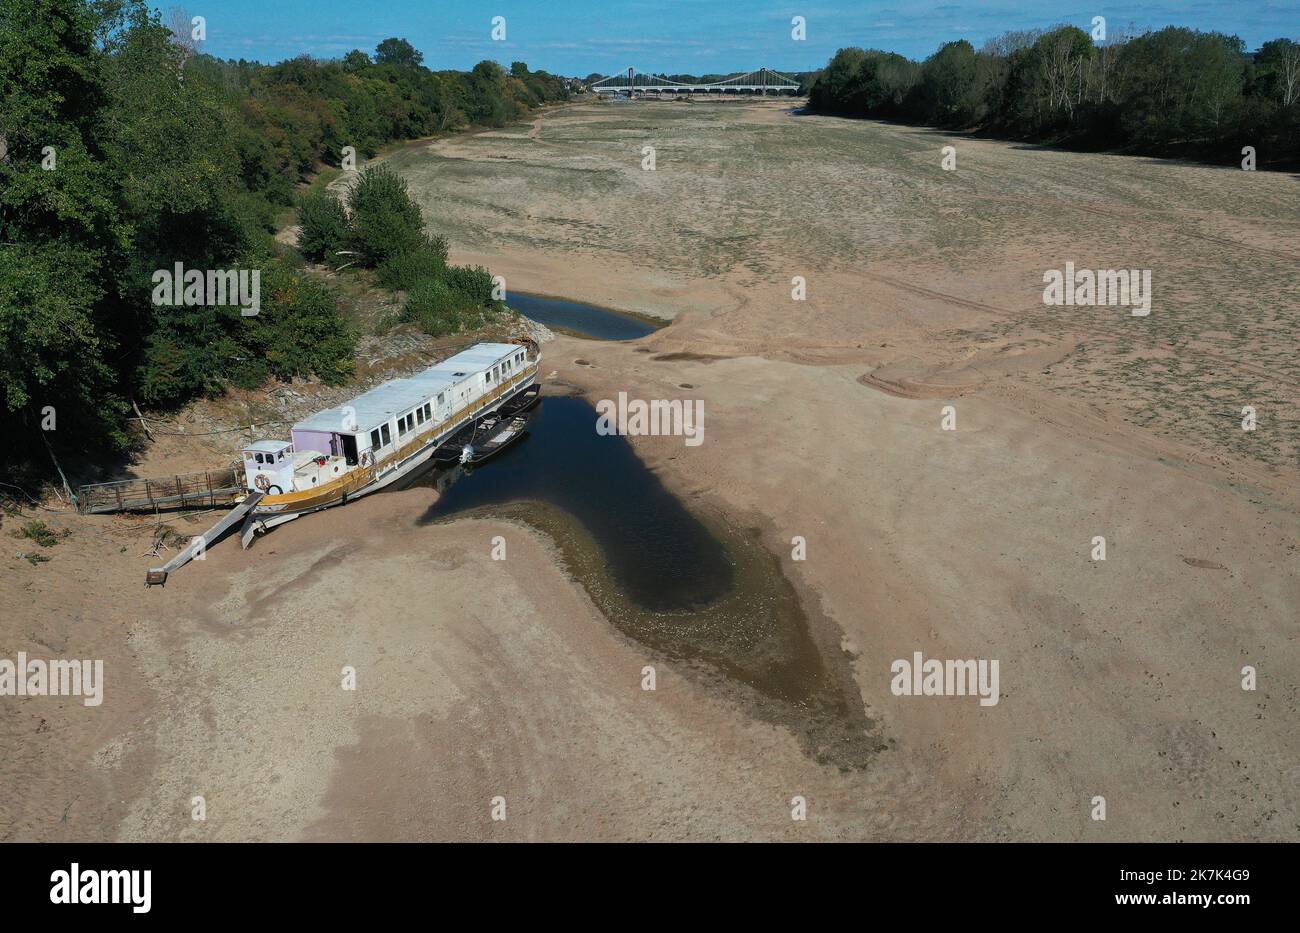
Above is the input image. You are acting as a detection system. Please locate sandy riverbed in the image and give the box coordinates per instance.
[2,100,1296,841]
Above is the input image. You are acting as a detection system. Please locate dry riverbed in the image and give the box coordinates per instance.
[2,99,1297,841]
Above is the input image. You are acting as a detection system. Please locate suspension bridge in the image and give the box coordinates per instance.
[589,67,802,97]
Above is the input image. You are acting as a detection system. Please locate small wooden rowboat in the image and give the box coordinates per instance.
[458,414,531,467]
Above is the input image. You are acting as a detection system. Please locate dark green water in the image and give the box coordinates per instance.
[508,292,661,340]
[421,396,730,611]
[414,395,882,770]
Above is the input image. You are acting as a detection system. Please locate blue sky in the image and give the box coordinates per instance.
[182,1,1298,75]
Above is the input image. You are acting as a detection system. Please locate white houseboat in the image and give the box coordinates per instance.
[241,339,538,533]
[146,335,538,584]
[145,340,540,584]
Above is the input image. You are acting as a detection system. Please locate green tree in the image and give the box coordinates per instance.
[1119,28,1246,147]
[241,262,354,387]
[0,0,131,463]
[297,190,350,263]
[1256,39,1300,106]
[375,37,422,68]
[443,265,497,306]
[347,165,427,265]
[403,279,470,336]
[376,242,449,290]
[916,41,979,125]
[809,48,869,114]
[342,49,371,73]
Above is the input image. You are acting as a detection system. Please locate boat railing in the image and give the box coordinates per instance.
[390,362,539,468]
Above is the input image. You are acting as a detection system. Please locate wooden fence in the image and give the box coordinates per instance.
[77,463,244,514]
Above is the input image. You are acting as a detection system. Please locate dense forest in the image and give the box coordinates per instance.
[808,26,1299,165]
[0,0,568,482]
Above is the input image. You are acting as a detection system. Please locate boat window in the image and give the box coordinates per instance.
[423,403,432,420]
[436,393,444,406]
[254,453,264,465]
[381,423,391,445]
[416,407,425,425]
[370,428,381,449]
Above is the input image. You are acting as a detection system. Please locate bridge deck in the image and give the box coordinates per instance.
[594,86,798,93]
[590,67,801,95]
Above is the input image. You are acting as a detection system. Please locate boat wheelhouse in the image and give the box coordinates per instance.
[241,339,539,533]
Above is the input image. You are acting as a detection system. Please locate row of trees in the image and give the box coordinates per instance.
[195,41,570,202]
[808,26,1300,164]
[0,0,567,480]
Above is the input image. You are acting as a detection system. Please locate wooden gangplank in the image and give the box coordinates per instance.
[145,492,263,586]
[77,464,243,514]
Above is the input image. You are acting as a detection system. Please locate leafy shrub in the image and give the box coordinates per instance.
[297,191,350,262]
[376,240,449,290]
[442,264,497,306]
[347,167,427,266]
[140,259,355,402]
[402,279,472,336]
[243,263,356,386]
[18,520,62,547]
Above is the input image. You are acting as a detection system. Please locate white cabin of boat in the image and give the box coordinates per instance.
[240,341,536,497]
